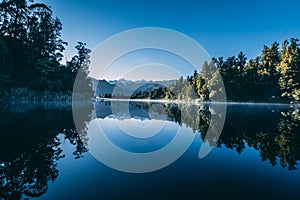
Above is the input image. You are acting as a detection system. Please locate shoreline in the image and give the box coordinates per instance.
[1,94,299,108]
[95,97,299,108]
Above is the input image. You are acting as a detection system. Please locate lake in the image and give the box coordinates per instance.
[1,100,300,199]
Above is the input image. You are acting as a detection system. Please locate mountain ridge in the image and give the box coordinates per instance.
[91,78,176,97]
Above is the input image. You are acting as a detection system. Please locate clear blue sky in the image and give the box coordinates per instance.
[38,0,300,70]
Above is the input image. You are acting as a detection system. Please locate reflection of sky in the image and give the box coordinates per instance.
[93,118,178,153]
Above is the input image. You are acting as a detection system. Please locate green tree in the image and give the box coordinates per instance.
[67,42,91,81]
[27,3,66,76]
[243,57,261,100]
[258,41,281,101]
[68,42,94,100]
[277,38,300,102]
[0,0,67,90]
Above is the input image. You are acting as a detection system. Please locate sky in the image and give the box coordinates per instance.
[37,0,300,80]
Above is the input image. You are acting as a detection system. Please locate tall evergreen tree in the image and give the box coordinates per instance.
[0,0,67,90]
[277,38,300,102]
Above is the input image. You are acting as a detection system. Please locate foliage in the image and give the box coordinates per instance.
[277,39,300,101]
[0,107,90,199]
[132,39,300,103]
[0,0,92,96]
[0,0,67,90]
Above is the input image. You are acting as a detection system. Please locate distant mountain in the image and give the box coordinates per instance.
[92,79,115,97]
[93,78,176,97]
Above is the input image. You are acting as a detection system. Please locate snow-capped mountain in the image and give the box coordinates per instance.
[93,79,176,97]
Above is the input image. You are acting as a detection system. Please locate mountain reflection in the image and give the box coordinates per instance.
[94,101,211,133]
[94,101,300,170]
[0,101,300,199]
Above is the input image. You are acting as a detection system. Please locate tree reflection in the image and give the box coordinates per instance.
[94,101,300,170]
[275,109,300,170]
[0,108,90,199]
[121,102,300,170]
[215,106,300,170]
[62,128,88,159]
[0,136,62,199]
[1,102,300,199]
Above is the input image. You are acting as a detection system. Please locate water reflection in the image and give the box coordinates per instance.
[94,101,211,133]
[217,106,300,170]
[0,106,89,199]
[92,101,300,170]
[0,101,300,199]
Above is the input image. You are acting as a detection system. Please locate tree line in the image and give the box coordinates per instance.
[1,0,299,103]
[0,0,91,97]
[133,39,300,103]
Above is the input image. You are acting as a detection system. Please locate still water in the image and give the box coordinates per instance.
[1,101,300,199]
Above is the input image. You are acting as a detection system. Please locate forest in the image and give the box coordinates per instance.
[1,0,300,104]
[132,39,300,103]
[0,0,91,99]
